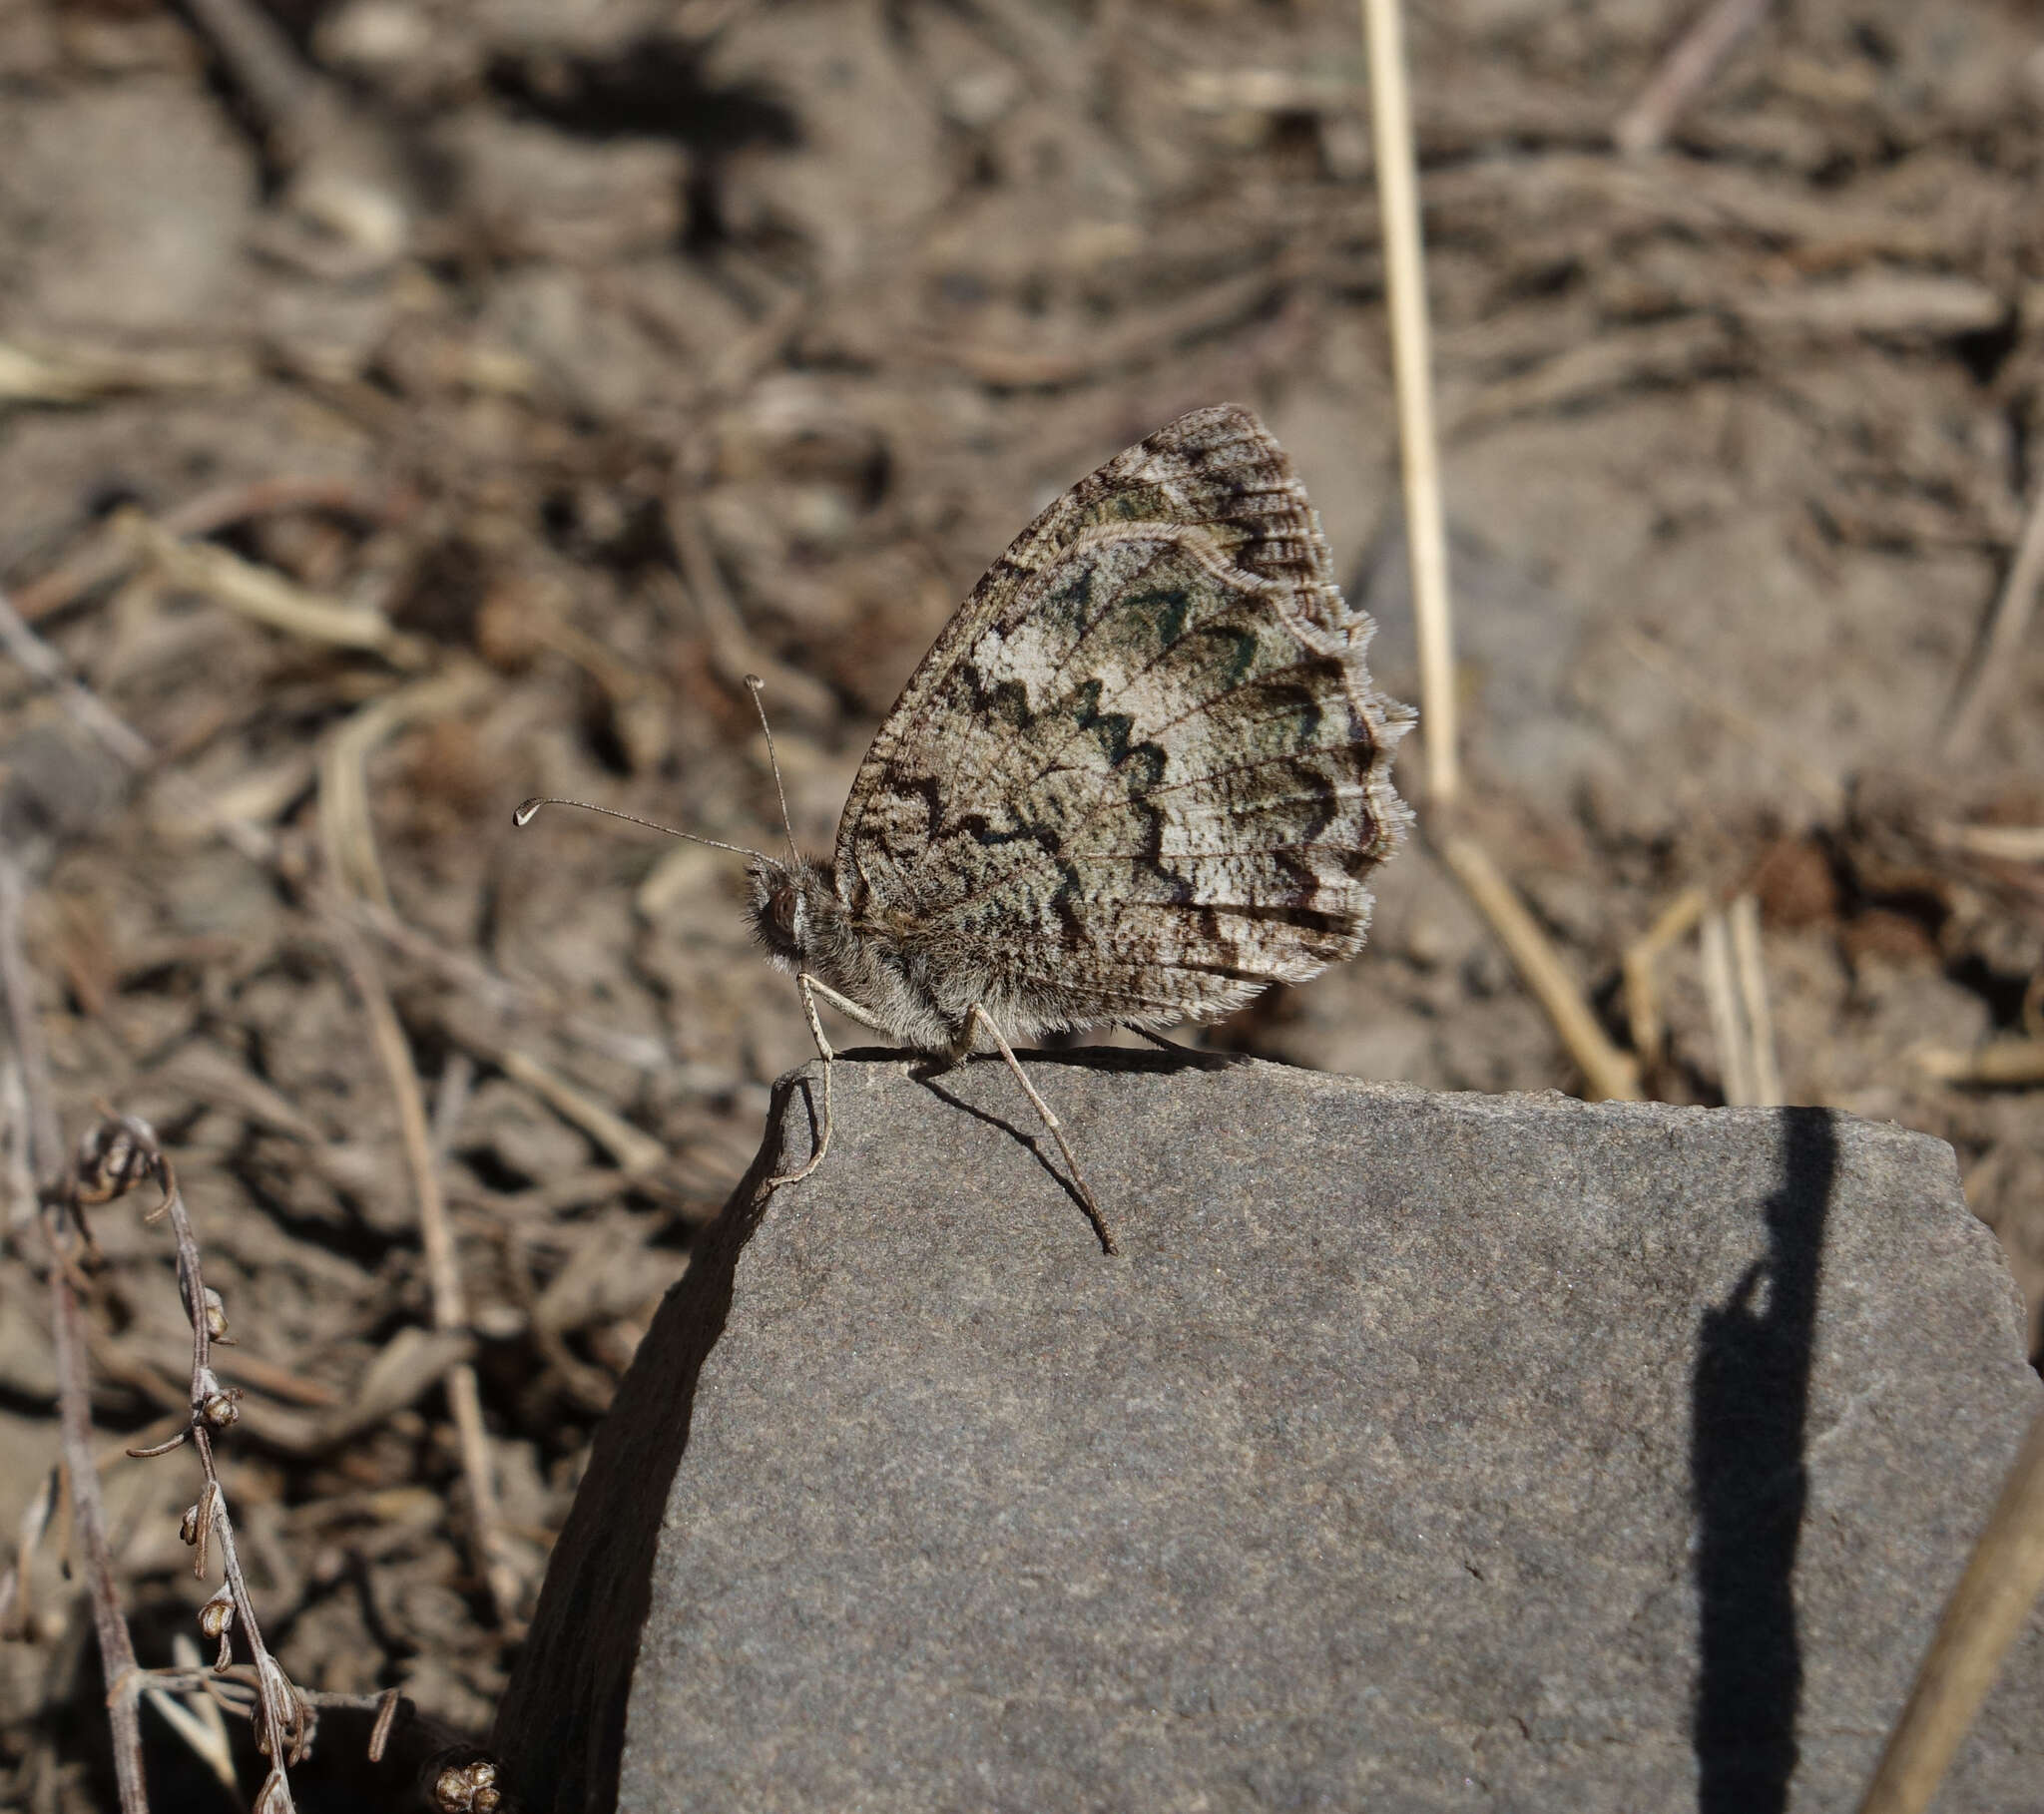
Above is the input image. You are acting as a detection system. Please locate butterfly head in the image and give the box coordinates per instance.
[745,854,838,972]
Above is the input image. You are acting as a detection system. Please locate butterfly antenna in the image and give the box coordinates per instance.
[511,797,767,861]
[745,675,803,868]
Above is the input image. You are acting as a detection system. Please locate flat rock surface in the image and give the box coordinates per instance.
[495,1056,2043,1813]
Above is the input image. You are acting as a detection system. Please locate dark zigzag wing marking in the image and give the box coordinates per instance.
[906,482,1369,856]
[908,522,1387,880]
[884,615,1394,877]
[941,574,1326,841]
[1031,658,1374,848]
[890,565,1377,911]
[835,404,1344,894]
[918,543,1183,833]
[870,528,1259,884]
[916,751,1385,930]
[903,644,1394,931]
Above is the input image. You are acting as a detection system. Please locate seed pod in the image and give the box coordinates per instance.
[199,1587,235,1639]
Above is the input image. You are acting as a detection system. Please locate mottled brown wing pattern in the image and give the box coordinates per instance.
[833,404,1411,1036]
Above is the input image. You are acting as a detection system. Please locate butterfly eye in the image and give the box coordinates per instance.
[769,884,799,938]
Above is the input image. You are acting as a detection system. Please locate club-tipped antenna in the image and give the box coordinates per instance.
[511,796,767,861]
[745,675,803,868]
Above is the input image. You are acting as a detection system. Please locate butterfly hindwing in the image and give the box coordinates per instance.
[832,405,1411,1038]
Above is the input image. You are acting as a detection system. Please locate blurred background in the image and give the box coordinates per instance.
[2,0,2042,1805]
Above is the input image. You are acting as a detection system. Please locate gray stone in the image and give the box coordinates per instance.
[495,1055,2044,1812]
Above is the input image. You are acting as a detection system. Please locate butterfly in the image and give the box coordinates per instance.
[523,404,1411,1252]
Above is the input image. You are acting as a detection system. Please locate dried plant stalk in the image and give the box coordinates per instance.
[1856,1406,2044,1814]
[1729,894,1782,1106]
[1623,886,1711,1074]
[1440,834,1644,1102]
[1614,0,1776,155]
[331,918,522,1622]
[1359,0,1458,810]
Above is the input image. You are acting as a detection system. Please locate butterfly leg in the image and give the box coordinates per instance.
[966,1003,1120,1256]
[767,972,836,1187]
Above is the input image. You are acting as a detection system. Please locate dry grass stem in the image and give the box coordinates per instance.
[1729,894,1782,1107]
[1697,893,1786,1107]
[1701,905,1756,1106]
[1942,470,2044,761]
[1614,0,1777,155]
[1928,822,2044,864]
[1360,0,1458,811]
[1439,833,1644,1101]
[1855,1405,2044,1814]
[1623,886,1711,1073]
[120,510,425,664]
[50,1260,151,1814]
[12,476,403,624]
[1914,1039,2044,1088]
[331,917,522,1622]
[318,666,493,910]
[495,1047,669,1177]
[0,339,254,404]
[141,1635,242,1804]
[1,579,281,867]
[0,860,62,1197]
[0,583,154,771]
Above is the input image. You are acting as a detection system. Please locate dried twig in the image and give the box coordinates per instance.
[0,579,279,867]
[68,1118,312,1810]
[493,1047,669,1177]
[9,476,405,624]
[1614,0,1777,155]
[0,584,152,772]
[49,1251,150,1814]
[1942,472,2044,761]
[0,340,254,405]
[118,510,427,665]
[1856,1405,2044,1814]
[1438,833,1644,1101]
[1359,0,1458,810]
